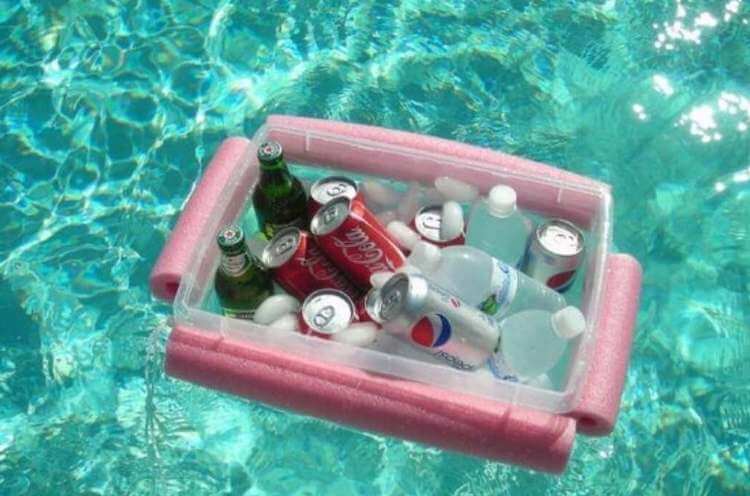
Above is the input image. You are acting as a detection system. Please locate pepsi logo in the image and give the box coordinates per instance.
[411,314,452,348]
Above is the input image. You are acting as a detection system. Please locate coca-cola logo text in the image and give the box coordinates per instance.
[331,226,396,273]
[300,246,351,288]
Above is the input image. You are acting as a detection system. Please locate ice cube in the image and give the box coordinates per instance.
[332,322,379,347]
[269,313,300,333]
[386,220,421,250]
[440,201,464,240]
[253,295,301,325]
[435,177,479,203]
[362,180,402,207]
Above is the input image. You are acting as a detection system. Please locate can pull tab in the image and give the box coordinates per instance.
[313,305,336,327]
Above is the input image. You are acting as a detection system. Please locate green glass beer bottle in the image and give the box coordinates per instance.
[214,225,273,320]
[252,140,308,238]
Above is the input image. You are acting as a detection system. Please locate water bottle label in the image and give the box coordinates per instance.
[480,259,518,316]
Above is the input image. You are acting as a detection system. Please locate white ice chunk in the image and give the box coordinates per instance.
[440,201,464,240]
[268,313,300,333]
[387,220,421,250]
[370,271,395,288]
[435,176,479,203]
[362,180,402,207]
[254,295,301,325]
[332,322,379,347]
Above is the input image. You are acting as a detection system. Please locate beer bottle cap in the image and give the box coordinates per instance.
[257,140,284,164]
[217,225,246,255]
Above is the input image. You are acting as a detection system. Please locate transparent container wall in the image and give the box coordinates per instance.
[174,125,612,414]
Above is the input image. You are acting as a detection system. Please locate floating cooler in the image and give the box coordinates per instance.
[150,115,642,473]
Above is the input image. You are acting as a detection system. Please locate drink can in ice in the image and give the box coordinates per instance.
[354,287,384,327]
[261,227,360,301]
[298,289,356,339]
[310,196,406,288]
[376,273,500,370]
[410,205,465,247]
[308,176,365,216]
[522,219,584,292]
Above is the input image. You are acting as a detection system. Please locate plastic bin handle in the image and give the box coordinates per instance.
[570,253,643,435]
[150,137,255,302]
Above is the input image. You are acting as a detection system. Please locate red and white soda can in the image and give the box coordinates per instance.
[297,289,356,339]
[261,227,360,301]
[354,287,384,327]
[522,219,584,293]
[410,204,465,247]
[308,176,364,216]
[310,197,406,288]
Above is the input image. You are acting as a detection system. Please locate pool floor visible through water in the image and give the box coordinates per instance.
[0,1,749,495]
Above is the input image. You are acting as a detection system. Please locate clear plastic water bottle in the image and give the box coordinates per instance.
[407,242,566,317]
[466,185,532,268]
[498,306,585,378]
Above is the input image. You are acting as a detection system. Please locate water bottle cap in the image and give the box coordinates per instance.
[408,241,441,273]
[487,185,517,217]
[551,306,586,339]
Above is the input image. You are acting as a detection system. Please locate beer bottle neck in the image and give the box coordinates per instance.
[220,249,251,277]
[259,158,292,183]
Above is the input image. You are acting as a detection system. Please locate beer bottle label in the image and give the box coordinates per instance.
[480,259,518,317]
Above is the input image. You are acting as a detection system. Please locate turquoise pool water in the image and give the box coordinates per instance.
[1,0,749,494]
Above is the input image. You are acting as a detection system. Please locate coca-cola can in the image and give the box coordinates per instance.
[354,287,384,326]
[377,272,500,370]
[261,227,360,301]
[310,196,406,288]
[522,219,584,293]
[410,205,465,247]
[308,176,364,216]
[298,289,356,339]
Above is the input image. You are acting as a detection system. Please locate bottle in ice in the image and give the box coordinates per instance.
[496,306,585,378]
[466,184,531,268]
[252,140,308,238]
[407,242,566,318]
[214,225,274,319]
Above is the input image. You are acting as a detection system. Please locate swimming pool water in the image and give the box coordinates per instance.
[1,0,749,494]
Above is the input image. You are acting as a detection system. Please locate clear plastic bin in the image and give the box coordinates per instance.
[150,115,642,473]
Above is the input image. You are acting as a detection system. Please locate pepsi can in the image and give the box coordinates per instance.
[376,273,500,370]
[522,219,584,292]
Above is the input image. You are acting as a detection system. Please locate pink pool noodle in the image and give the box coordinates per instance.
[150,116,642,471]
[571,254,642,435]
[165,325,577,473]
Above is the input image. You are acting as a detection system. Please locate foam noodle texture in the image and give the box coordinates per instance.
[570,254,642,435]
[151,116,643,472]
[166,325,576,473]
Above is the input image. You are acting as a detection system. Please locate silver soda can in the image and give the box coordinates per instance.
[522,219,584,292]
[308,176,364,216]
[377,273,500,370]
[298,289,356,340]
